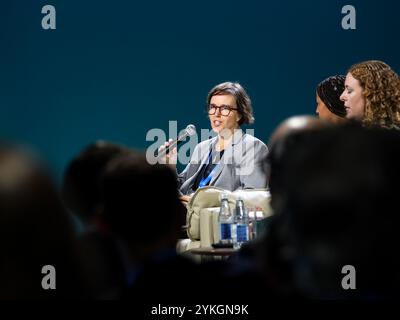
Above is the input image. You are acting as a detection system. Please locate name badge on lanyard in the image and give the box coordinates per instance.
[199,151,220,188]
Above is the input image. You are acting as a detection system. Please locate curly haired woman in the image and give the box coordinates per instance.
[340,60,400,129]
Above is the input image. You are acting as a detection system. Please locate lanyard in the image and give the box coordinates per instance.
[199,150,221,188]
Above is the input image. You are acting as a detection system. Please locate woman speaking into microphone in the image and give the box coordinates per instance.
[160,82,269,203]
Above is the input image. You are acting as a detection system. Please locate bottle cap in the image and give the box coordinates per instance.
[220,191,229,201]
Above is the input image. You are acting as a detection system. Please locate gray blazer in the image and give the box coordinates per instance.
[178,129,268,195]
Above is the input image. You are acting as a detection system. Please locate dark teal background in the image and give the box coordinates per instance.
[1,0,399,181]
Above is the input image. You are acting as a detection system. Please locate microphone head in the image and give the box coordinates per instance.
[185,124,196,136]
[176,124,197,143]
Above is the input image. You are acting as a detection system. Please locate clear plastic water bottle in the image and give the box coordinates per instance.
[233,197,249,249]
[248,208,256,240]
[218,192,233,245]
[254,207,267,238]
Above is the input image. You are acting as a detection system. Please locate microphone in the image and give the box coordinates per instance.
[158,124,196,157]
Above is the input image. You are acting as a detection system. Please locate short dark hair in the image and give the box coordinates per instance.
[207,82,254,125]
[101,154,184,247]
[62,141,131,222]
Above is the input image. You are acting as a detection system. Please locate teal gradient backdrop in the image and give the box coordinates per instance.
[1,0,399,181]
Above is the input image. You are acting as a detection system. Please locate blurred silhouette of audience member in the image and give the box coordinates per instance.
[0,145,86,299]
[267,115,330,213]
[235,116,330,298]
[340,60,400,129]
[316,75,347,124]
[101,154,199,301]
[101,153,262,305]
[62,141,131,230]
[62,141,131,298]
[272,124,400,298]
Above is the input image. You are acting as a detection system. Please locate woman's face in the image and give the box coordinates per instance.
[316,93,345,124]
[209,94,241,134]
[340,73,365,121]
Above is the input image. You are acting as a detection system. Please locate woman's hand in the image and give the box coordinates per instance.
[179,195,191,205]
[158,139,177,167]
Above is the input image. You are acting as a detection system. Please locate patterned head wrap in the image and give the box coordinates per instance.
[317,75,346,118]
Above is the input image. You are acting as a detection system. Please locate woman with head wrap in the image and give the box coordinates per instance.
[316,75,347,124]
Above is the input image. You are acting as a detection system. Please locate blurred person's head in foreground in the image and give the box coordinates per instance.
[267,115,331,213]
[0,145,86,299]
[62,141,131,228]
[256,116,331,296]
[273,124,400,298]
[101,153,185,262]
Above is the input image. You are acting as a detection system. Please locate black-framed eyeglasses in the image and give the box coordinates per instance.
[208,104,238,116]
